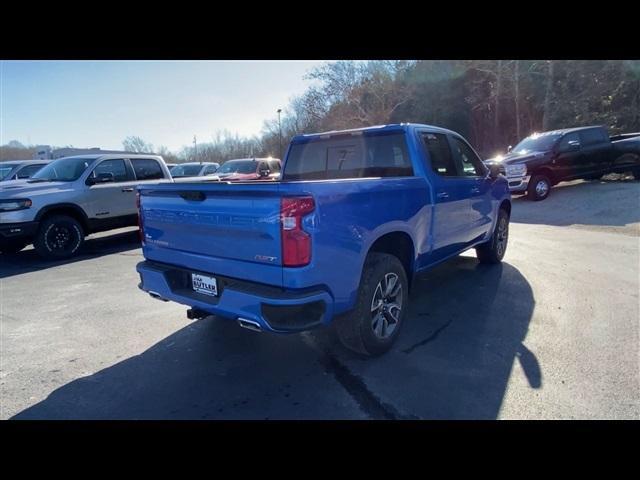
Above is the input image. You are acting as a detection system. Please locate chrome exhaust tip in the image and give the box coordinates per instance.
[148,291,169,302]
[237,318,262,332]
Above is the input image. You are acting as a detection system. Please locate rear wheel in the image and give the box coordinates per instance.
[527,174,551,201]
[0,239,28,254]
[476,208,509,264]
[335,252,409,357]
[33,215,85,259]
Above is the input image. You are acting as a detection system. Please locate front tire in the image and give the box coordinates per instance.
[527,174,551,201]
[476,208,509,264]
[335,252,409,357]
[33,215,85,260]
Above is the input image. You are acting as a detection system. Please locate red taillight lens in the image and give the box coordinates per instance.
[136,191,144,244]
[281,196,314,267]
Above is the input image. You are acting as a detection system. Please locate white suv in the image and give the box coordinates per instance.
[0,154,172,258]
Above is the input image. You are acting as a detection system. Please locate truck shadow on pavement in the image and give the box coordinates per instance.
[0,229,141,279]
[510,177,640,229]
[12,255,537,420]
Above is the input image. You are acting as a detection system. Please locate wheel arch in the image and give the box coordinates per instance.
[35,204,90,234]
[531,166,556,185]
[366,231,416,289]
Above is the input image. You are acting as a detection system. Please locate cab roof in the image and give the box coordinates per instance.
[292,123,459,142]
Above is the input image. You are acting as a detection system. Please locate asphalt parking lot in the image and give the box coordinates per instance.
[1,177,639,419]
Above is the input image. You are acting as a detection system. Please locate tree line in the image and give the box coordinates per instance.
[3,60,638,163]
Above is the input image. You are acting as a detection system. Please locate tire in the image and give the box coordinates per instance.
[334,252,409,357]
[0,240,28,254]
[33,215,85,260]
[476,208,509,264]
[527,174,551,201]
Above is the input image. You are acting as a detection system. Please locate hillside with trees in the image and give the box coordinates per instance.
[3,60,638,163]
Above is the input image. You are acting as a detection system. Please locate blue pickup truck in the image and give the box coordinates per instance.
[136,124,511,356]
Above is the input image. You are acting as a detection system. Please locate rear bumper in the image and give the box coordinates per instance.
[0,221,39,243]
[136,260,334,333]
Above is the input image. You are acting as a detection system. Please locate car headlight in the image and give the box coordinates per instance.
[505,164,527,177]
[0,199,32,212]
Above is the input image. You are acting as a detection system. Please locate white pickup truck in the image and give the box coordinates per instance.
[0,154,172,258]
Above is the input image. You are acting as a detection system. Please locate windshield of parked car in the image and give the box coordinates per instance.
[170,164,204,177]
[0,163,19,180]
[216,160,257,174]
[29,157,93,182]
[512,133,561,154]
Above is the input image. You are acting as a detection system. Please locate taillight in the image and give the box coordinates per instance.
[281,196,314,267]
[136,191,144,245]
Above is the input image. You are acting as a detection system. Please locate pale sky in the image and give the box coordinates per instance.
[0,60,325,152]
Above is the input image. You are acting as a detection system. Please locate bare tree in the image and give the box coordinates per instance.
[122,136,154,153]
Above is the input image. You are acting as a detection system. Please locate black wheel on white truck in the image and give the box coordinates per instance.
[33,214,85,259]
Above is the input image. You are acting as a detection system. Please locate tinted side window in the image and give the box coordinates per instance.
[558,132,580,152]
[269,160,281,172]
[579,128,607,146]
[450,137,485,177]
[91,159,132,182]
[203,165,218,175]
[131,159,164,180]
[421,132,457,177]
[17,164,45,179]
[283,133,413,180]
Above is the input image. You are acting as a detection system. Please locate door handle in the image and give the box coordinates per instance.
[121,187,134,192]
[436,192,449,200]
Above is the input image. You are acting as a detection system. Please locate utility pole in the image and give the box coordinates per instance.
[193,135,199,164]
[277,109,283,160]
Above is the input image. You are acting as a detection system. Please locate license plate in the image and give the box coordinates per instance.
[191,273,218,297]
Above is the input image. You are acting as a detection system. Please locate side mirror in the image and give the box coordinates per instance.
[259,169,270,177]
[488,163,502,179]
[88,172,115,185]
[507,145,513,154]
[566,140,581,152]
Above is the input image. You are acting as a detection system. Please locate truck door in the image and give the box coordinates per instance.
[419,131,477,261]
[85,158,137,223]
[579,127,612,175]
[448,135,494,242]
[555,132,583,179]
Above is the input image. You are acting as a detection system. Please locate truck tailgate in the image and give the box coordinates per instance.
[138,182,283,286]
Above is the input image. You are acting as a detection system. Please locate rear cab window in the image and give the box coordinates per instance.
[283,131,413,181]
[131,158,164,180]
[579,128,609,146]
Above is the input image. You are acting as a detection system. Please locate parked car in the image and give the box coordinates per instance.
[210,158,281,181]
[136,124,511,356]
[165,163,178,170]
[169,162,219,179]
[0,160,50,182]
[484,126,640,201]
[0,154,172,257]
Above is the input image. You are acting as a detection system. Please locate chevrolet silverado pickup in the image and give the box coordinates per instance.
[136,124,511,356]
[484,126,640,201]
[0,154,172,257]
